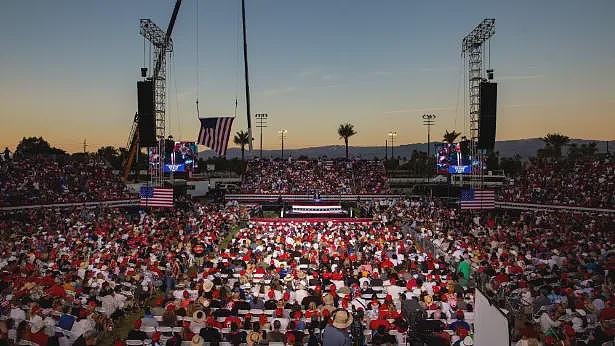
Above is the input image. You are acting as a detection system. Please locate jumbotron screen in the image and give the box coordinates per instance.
[435,142,473,174]
[148,141,198,173]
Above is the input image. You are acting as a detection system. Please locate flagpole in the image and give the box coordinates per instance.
[241,0,254,155]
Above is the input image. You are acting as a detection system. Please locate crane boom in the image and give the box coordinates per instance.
[462,18,495,53]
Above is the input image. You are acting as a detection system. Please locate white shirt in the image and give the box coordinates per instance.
[99,294,117,317]
[9,307,26,325]
[70,318,95,342]
[295,289,308,305]
[539,312,561,333]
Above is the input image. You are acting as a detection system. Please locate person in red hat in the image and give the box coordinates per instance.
[150,331,162,346]
[126,319,146,341]
[593,306,615,344]
[369,310,392,331]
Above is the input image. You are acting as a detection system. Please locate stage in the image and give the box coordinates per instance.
[249,217,374,224]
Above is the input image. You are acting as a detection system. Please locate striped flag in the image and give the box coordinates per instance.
[460,188,495,210]
[139,186,174,208]
[197,117,234,156]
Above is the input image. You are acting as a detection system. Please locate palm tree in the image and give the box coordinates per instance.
[337,123,357,159]
[443,130,462,144]
[233,130,250,161]
[542,132,570,157]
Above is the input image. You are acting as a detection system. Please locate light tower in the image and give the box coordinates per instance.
[255,113,268,158]
[278,130,288,159]
[462,19,495,171]
[388,131,397,159]
[422,114,437,156]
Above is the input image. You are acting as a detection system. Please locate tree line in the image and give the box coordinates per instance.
[7,128,606,178]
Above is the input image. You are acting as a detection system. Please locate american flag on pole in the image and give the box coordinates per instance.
[140,186,174,208]
[197,117,234,156]
[460,188,495,210]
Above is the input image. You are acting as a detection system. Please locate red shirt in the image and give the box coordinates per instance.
[495,273,508,283]
[30,332,49,346]
[369,318,391,331]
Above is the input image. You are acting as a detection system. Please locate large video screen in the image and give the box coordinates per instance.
[435,142,474,174]
[148,141,198,173]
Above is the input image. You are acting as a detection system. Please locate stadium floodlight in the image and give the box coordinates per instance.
[255,113,268,158]
[278,129,288,159]
[388,131,397,159]
[422,114,437,155]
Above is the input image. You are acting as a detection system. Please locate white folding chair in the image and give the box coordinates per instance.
[125,340,144,346]
[158,326,173,334]
[141,326,156,335]
[250,309,263,315]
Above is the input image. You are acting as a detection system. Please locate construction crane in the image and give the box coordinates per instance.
[462,18,495,181]
[121,0,182,183]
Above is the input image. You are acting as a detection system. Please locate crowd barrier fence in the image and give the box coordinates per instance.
[496,201,615,213]
[0,199,141,211]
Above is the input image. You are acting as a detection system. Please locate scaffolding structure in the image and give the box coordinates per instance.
[462,19,495,185]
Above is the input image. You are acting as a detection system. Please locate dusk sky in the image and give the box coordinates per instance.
[1,0,614,153]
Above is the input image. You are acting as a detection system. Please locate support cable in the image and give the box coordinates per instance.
[195,0,200,118]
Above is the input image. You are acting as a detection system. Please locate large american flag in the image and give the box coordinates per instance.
[197,117,234,156]
[460,188,495,210]
[140,186,174,208]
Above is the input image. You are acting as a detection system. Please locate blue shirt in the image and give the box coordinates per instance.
[323,325,351,346]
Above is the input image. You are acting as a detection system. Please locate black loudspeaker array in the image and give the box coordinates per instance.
[137,80,156,147]
[478,81,497,150]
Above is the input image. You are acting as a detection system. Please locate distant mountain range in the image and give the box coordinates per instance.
[199,138,612,160]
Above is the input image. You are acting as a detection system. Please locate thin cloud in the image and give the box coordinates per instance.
[263,86,297,96]
[383,106,456,115]
[297,69,318,79]
[498,74,544,81]
[417,66,457,73]
[367,71,393,77]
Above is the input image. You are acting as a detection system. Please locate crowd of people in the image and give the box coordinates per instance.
[1,195,613,345]
[1,152,614,346]
[376,199,615,345]
[0,156,135,207]
[0,203,242,345]
[498,157,614,209]
[241,159,390,195]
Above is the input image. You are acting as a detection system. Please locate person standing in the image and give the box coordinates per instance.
[457,254,471,286]
[323,309,353,346]
[192,240,206,268]
[349,309,365,346]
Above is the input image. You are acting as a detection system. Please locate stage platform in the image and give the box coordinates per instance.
[249,217,374,224]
